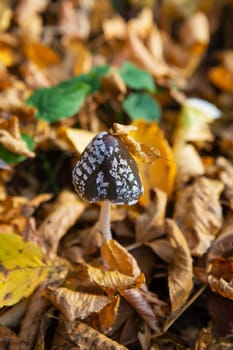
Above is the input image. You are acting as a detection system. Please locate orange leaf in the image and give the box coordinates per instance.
[101,239,141,277]
[24,42,61,68]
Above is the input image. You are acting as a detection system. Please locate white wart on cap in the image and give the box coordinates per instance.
[72,131,143,205]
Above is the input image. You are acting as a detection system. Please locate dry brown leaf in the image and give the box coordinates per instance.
[65,320,128,350]
[194,328,213,350]
[102,16,127,40]
[0,325,19,350]
[38,190,86,256]
[179,12,209,48]
[166,219,193,312]
[215,157,233,210]
[58,0,90,39]
[101,239,141,277]
[136,188,167,242]
[95,294,120,333]
[101,68,126,99]
[45,287,112,321]
[0,118,35,158]
[146,239,175,264]
[129,120,176,205]
[18,287,51,350]
[209,66,233,92]
[128,7,154,38]
[111,122,161,163]
[173,177,224,256]
[121,288,160,331]
[208,275,233,301]
[84,263,144,291]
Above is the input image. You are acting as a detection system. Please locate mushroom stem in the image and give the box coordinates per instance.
[99,201,112,240]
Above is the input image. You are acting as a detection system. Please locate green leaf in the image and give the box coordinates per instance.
[26,65,110,123]
[27,81,91,122]
[0,133,34,164]
[0,232,51,307]
[119,61,156,92]
[123,92,161,122]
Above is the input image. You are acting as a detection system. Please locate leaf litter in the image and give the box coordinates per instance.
[0,1,232,349]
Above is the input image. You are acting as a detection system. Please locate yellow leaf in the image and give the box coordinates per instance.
[0,233,50,307]
[129,120,176,205]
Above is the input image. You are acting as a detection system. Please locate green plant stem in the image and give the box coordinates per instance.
[99,201,112,240]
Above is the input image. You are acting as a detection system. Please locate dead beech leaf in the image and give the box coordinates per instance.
[166,219,193,312]
[111,122,161,163]
[146,239,175,264]
[38,190,86,256]
[179,12,209,48]
[215,157,233,210]
[23,42,61,69]
[129,120,176,205]
[45,287,111,321]
[101,68,126,99]
[96,294,120,333]
[0,129,34,157]
[136,188,167,242]
[62,127,96,154]
[65,320,128,350]
[84,263,144,291]
[208,275,233,301]
[209,65,233,92]
[101,239,141,277]
[173,142,205,184]
[102,16,127,40]
[0,325,19,349]
[174,177,224,256]
[121,288,160,331]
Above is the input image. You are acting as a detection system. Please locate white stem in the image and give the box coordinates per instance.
[99,201,112,240]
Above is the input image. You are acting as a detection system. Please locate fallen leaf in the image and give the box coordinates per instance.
[45,287,112,321]
[101,239,141,277]
[58,126,96,154]
[38,190,86,257]
[121,288,160,331]
[209,66,233,92]
[136,188,167,242]
[23,42,61,69]
[0,0,12,32]
[83,263,144,291]
[0,325,19,349]
[208,275,233,301]
[102,16,127,40]
[65,320,128,350]
[146,239,175,264]
[166,219,193,312]
[194,328,213,350]
[174,177,223,256]
[179,12,209,48]
[0,233,51,307]
[95,294,120,333]
[129,120,176,205]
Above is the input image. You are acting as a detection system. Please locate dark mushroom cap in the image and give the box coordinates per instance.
[72,131,143,205]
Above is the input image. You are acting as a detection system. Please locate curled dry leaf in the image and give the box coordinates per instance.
[179,12,209,48]
[38,190,86,257]
[101,68,126,99]
[166,219,193,312]
[215,157,233,210]
[111,122,161,163]
[83,263,144,291]
[45,287,112,322]
[95,294,120,333]
[136,188,167,242]
[121,288,160,332]
[19,287,51,350]
[65,320,128,350]
[129,120,176,205]
[174,177,224,256]
[208,275,233,301]
[101,239,141,277]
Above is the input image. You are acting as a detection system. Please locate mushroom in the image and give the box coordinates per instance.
[72,131,143,240]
